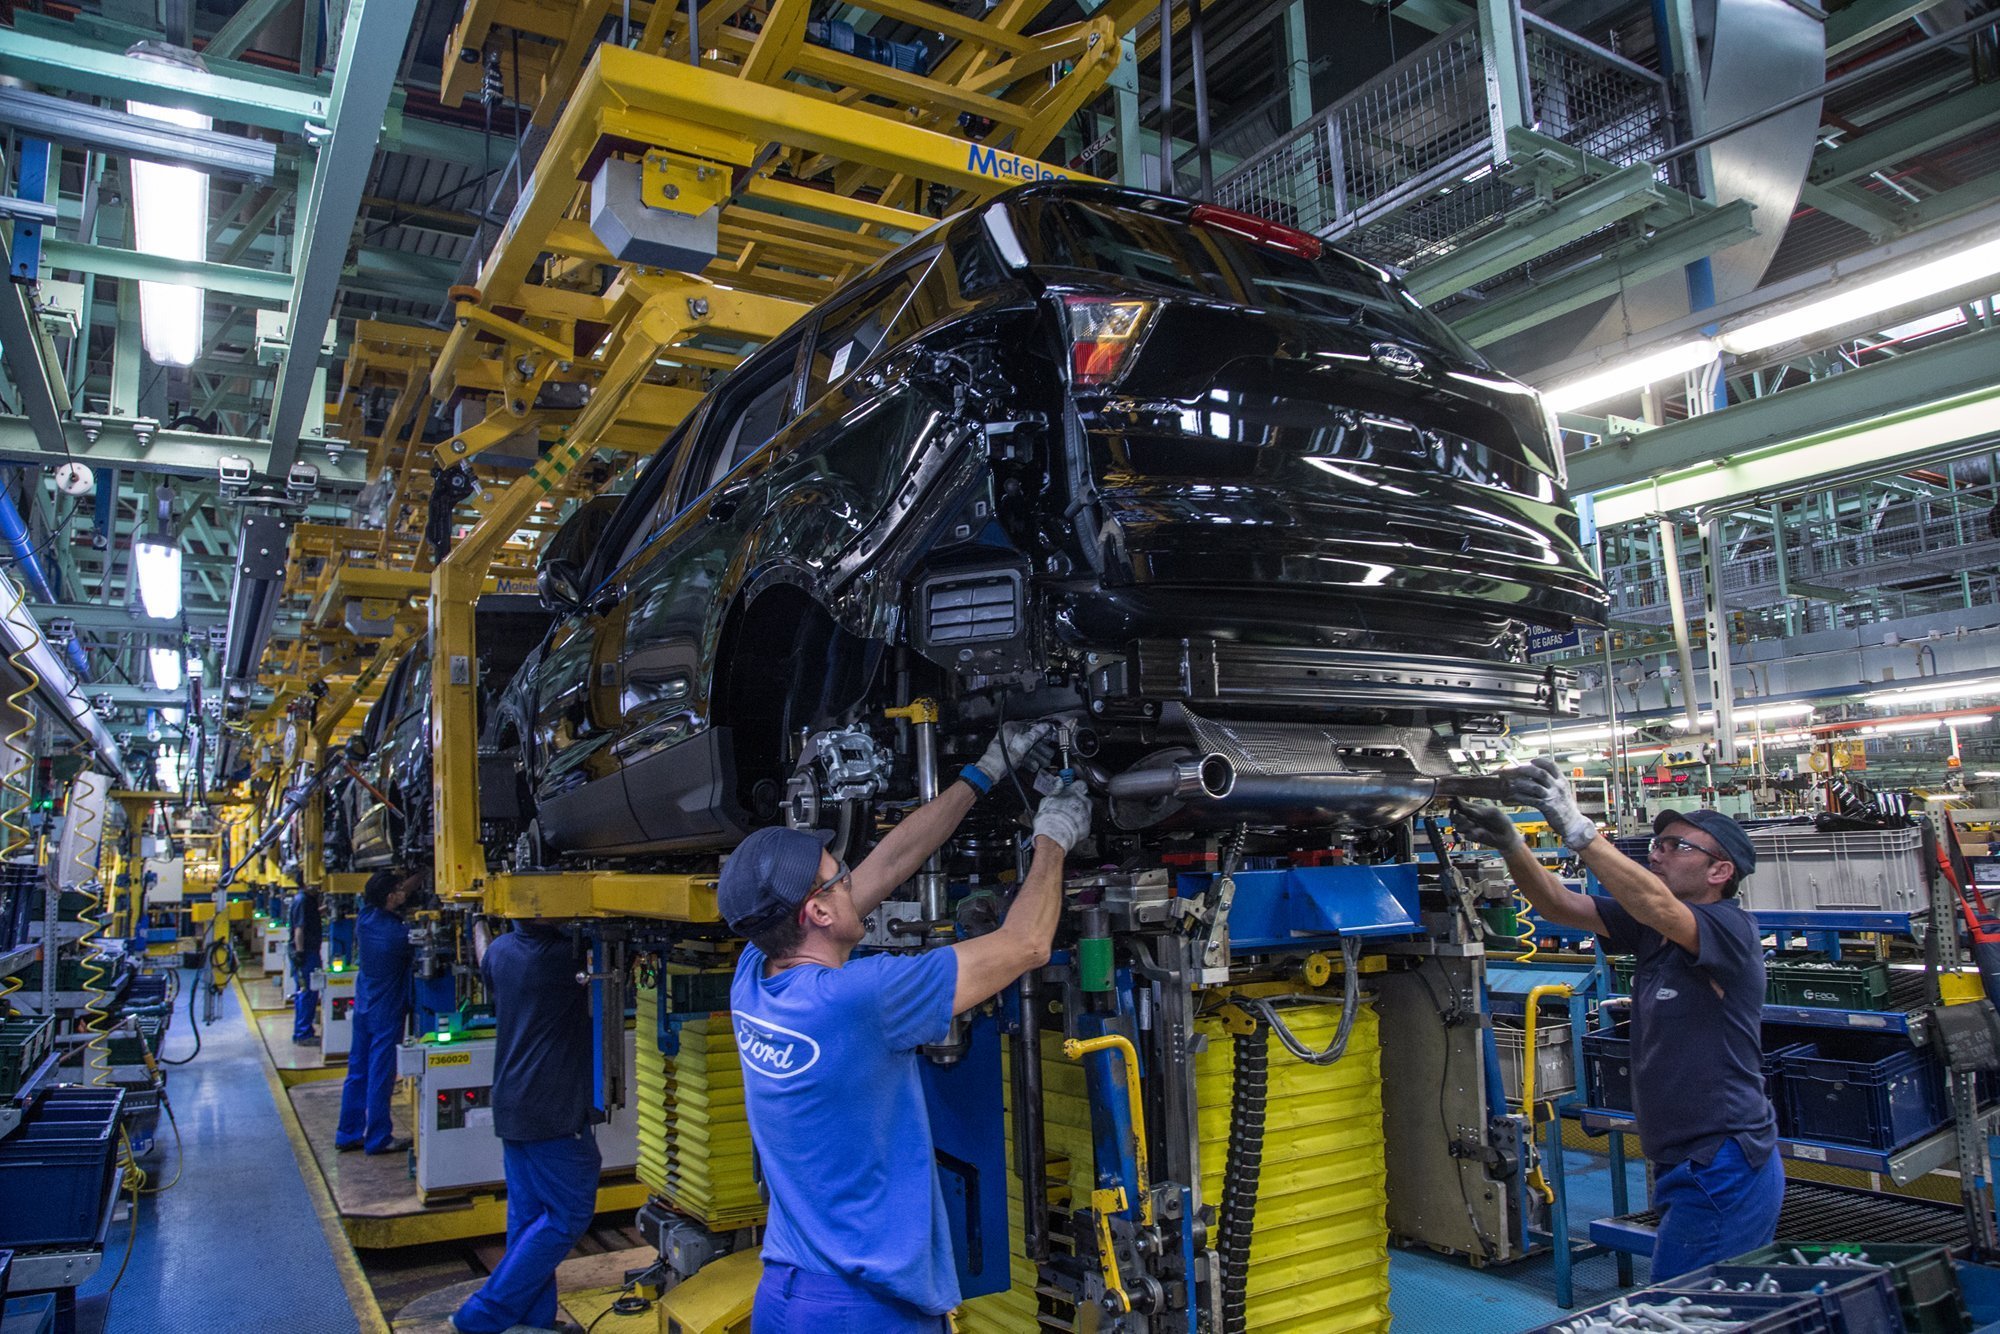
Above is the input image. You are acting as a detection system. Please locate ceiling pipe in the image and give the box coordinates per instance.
[0,469,92,681]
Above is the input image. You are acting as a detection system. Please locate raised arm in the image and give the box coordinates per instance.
[1453,800,1606,934]
[950,785,1090,1014]
[848,720,1055,918]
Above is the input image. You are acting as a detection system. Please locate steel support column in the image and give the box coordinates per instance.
[263,0,421,483]
[1700,515,1736,764]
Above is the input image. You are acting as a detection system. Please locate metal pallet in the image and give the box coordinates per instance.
[1592,1179,1973,1256]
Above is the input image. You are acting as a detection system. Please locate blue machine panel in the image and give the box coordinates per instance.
[1176,864,1422,946]
[920,1011,1012,1300]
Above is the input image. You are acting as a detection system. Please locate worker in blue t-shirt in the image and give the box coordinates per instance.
[1456,758,1781,1280]
[453,919,597,1334]
[335,866,422,1155]
[721,721,1086,1331]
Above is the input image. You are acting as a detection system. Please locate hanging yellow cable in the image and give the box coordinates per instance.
[0,577,42,1007]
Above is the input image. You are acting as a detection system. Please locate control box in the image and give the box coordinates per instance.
[411,1028,641,1198]
[321,968,357,1058]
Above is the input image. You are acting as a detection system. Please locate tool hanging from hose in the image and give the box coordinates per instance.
[214,755,344,892]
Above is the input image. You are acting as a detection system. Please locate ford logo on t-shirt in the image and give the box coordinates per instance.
[736,1013,822,1079]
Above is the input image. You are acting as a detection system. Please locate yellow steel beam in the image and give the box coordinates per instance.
[478,870,721,921]
[739,174,930,234]
[740,0,812,83]
[435,407,547,467]
[476,44,1093,307]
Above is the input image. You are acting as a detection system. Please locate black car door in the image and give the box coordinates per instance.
[527,420,702,853]
[606,334,808,847]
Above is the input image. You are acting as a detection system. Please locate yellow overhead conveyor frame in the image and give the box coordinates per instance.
[428,280,799,918]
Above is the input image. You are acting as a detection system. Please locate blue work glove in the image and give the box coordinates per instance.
[1502,757,1597,852]
[1451,800,1523,852]
[1032,784,1092,853]
[962,721,1056,795]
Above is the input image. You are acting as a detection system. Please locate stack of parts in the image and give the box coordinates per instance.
[634,984,764,1232]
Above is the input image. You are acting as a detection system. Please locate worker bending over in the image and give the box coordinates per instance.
[1456,758,1780,1279]
[453,919,597,1334]
[723,721,1086,1332]
[289,877,323,1046]
[335,866,423,1155]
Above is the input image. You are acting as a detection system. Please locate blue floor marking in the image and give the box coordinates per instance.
[75,970,359,1333]
[1390,1147,1653,1333]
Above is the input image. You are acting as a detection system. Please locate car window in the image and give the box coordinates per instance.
[802,266,924,406]
[396,653,431,723]
[679,336,804,510]
[601,411,703,576]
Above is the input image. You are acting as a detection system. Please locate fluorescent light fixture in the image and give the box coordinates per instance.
[125,45,211,368]
[1862,678,2000,707]
[1539,339,1719,413]
[1719,236,2000,355]
[149,646,183,692]
[1860,715,1990,735]
[132,537,183,621]
[1671,703,1817,730]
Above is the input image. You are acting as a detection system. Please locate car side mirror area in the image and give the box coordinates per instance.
[537,558,585,612]
[344,736,370,763]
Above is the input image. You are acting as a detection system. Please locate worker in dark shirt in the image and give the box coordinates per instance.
[452,919,598,1334]
[289,880,324,1045]
[334,867,422,1155]
[1456,758,1781,1279]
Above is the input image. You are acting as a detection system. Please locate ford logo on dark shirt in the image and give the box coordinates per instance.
[1371,342,1425,377]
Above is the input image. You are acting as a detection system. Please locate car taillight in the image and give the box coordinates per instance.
[1064,296,1156,388]
[1189,203,1322,260]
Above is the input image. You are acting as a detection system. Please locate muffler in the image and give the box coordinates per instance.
[1108,752,1509,831]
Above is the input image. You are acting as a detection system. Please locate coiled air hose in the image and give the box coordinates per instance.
[0,583,37,1004]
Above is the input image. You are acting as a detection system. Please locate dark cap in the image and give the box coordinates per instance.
[1653,808,1757,880]
[719,826,838,937]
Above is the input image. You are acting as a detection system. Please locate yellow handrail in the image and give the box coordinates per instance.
[1062,1034,1153,1226]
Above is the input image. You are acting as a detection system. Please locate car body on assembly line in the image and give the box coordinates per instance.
[326,597,551,872]
[482,181,1606,866]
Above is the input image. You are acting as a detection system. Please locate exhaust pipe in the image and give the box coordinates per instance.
[1109,753,1510,830]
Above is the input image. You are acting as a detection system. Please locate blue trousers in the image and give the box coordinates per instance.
[1651,1138,1786,1281]
[335,1001,402,1152]
[752,1263,948,1334]
[454,1132,603,1333]
[291,955,319,1040]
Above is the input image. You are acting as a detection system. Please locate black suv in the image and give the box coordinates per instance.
[484,182,1605,862]
[326,598,550,871]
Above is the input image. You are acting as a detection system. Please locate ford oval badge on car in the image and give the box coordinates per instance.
[1371,342,1425,377]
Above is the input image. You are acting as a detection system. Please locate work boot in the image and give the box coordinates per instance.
[295,1034,321,1047]
[366,1136,413,1155]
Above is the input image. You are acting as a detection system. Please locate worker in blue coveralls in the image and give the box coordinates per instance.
[335,866,424,1155]
[452,919,597,1334]
[288,878,324,1045]
[723,720,1089,1333]
[1455,758,1781,1281]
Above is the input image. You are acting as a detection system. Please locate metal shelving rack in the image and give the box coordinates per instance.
[1575,819,2000,1256]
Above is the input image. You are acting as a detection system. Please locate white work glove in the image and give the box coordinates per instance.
[1451,800,1523,852]
[1031,783,1092,853]
[1502,756,1598,851]
[964,720,1056,795]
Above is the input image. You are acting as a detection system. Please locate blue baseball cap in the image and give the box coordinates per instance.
[1654,808,1757,882]
[719,826,839,936]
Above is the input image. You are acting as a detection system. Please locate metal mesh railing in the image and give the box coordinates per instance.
[1521,16,1670,169]
[1212,11,1671,275]
[1603,484,2000,627]
[1212,21,1487,242]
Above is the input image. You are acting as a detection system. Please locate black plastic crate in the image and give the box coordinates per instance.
[0,1087,124,1248]
[1525,1289,1833,1333]
[1664,1262,1902,1334]
[1582,1022,1635,1112]
[1733,1243,1973,1334]
[1781,1037,1948,1151]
